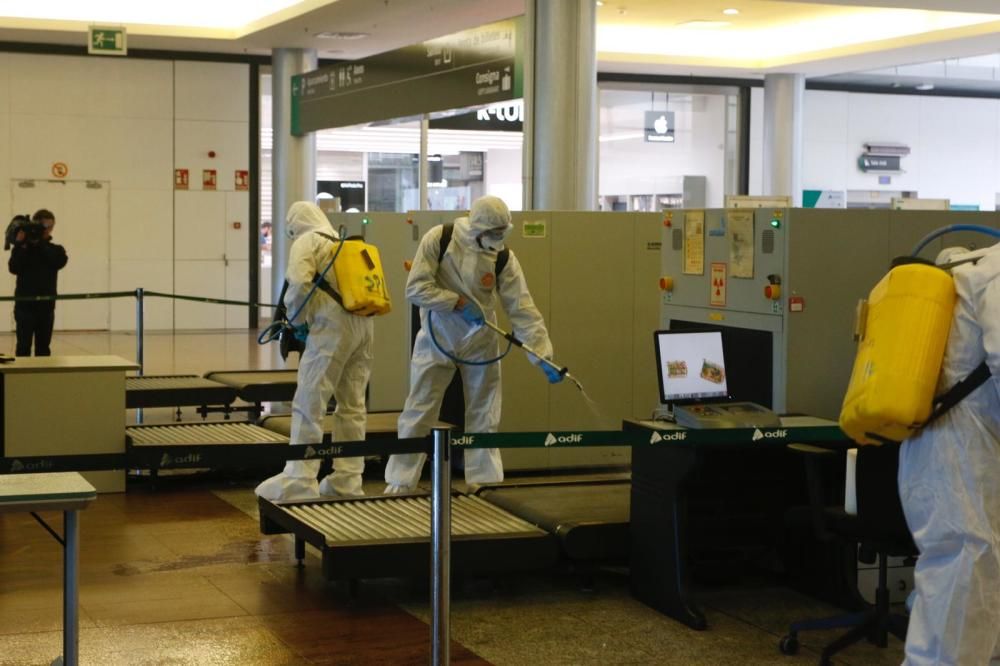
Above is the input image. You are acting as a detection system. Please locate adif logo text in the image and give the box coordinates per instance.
[544,433,583,447]
[752,429,788,442]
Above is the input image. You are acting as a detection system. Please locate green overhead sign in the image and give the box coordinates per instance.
[88,26,127,56]
[292,17,522,135]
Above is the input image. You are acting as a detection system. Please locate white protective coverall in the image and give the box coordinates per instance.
[899,242,1000,665]
[384,196,554,492]
[255,202,374,501]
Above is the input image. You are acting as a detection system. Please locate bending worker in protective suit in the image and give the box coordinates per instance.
[256,202,374,501]
[384,196,561,493]
[898,242,1000,665]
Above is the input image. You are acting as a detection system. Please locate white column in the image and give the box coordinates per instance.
[525,0,597,210]
[419,114,429,211]
[271,48,317,304]
[763,73,804,207]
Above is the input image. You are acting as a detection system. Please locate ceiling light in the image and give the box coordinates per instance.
[315,31,369,40]
[915,83,935,90]
[722,8,740,16]
[596,1,604,5]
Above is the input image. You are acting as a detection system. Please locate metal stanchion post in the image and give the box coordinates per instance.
[135,288,144,424]
[431,427,452,666]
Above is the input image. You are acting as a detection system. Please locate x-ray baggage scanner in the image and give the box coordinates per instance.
[659,208,1000,419]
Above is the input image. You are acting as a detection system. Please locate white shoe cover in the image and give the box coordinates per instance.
[255,473,320,502]
[384,483,414,495]
[319,474,364,498]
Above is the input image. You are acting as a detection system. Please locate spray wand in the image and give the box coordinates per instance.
[481,319,585,392]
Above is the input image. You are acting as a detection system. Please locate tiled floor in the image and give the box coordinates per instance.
[0,330,907,664]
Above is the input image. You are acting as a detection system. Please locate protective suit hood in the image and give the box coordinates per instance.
[286,201,335,240]
[466,195,512,252]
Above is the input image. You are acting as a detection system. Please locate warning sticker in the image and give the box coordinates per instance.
[710,262,727,307]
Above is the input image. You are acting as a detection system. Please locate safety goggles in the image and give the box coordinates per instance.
[480,227,509,242]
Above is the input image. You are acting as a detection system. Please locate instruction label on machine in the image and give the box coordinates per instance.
[522,220,547,238]
[710,262,727,307]
[683,210,705,275]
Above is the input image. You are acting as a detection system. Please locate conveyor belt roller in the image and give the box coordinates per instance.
[127,422,288,446]
[259,494,559,579]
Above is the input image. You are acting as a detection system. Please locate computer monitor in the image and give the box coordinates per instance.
[654,330,729,403]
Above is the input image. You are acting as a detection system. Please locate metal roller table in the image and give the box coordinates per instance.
[470,475,631,563]
[125,374,237,410]
[258,492,558,579]
[204,369,299,404]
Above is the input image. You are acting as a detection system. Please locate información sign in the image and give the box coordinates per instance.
[292,17,523,134]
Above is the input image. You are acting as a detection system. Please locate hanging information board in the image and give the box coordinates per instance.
[292,17,522,134]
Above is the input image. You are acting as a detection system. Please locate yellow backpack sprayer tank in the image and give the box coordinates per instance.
[839,224,1000,445]
[839,261,955,445]
[258,229,391,360]
[331,238,391,316]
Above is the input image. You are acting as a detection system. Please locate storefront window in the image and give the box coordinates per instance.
[598,84,742,210]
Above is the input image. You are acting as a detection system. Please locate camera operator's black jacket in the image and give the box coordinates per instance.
[8,241,68,298]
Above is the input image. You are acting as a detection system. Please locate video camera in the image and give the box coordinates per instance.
[4,214,44,250]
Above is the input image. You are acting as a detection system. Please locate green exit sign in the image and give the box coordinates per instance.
[88,26,127,56]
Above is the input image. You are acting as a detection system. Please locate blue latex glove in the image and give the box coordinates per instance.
[541,363,564,384]
[459,301,484,326]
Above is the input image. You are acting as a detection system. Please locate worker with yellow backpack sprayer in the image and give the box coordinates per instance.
[256,201,390,502]
[840,223,1000,665]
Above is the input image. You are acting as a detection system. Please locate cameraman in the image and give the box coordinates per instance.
[8,209,67,356]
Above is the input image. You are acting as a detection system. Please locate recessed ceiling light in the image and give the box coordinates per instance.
[915,83,935,91]
[596,1,604,5]
[315,31,369,40]
[722,8,740,15]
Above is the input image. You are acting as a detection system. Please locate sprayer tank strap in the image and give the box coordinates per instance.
[926,361,992,425]
[438,223,510,279]
[311,231,346,308]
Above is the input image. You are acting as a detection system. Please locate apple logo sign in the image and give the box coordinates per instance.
[654,114,669,134]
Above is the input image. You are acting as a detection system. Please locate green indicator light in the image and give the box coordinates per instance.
[770,218,781,229]
[362,217,370,225]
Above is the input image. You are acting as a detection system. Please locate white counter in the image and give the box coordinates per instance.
[1,355,137,492]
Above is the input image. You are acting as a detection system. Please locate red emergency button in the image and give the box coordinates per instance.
[659,277,674,292]
[764,284,781,300]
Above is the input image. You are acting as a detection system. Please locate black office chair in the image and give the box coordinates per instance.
[779,442,918,665]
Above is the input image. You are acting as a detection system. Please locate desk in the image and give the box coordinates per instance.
[624,417,849,630]
[0,472,96,666]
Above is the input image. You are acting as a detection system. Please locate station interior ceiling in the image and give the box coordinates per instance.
[2,1,1000,95]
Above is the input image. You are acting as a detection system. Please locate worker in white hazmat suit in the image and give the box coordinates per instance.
[384,196,561,493]
[898,242,1000,665]
[255,201,374,502]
